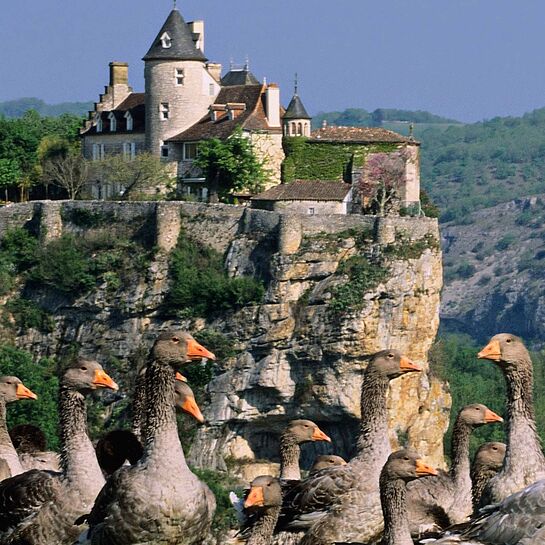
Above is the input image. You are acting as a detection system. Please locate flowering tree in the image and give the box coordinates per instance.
[358,151,407,216]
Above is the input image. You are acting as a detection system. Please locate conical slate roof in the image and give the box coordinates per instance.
[143,9,207,62]
[283,94,311,120]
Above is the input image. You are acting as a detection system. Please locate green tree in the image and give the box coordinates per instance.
[195,126,269,202]
[90,152,174,200]
[0,158,21,201]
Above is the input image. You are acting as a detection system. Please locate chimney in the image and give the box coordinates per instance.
[226,103,246,120]
[110,62,129,86]
[207,62,222,83]
[188,20,205,52]
[265,83,280,127]
[107,62,131,109]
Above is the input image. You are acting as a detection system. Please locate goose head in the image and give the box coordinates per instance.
[152,331,216,366]
[244,475,283,509]
[0,376,37,403]
[283,419,331,444]
[310,454,347,473]
[382,449,438,482]
[459,404,504,427]
[474,442,506,471]
[174,380,205,423]
[478,333,530,370]
[62,358,118,393]
[368,350,421,379]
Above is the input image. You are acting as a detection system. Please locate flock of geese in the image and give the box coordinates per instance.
[0,331,544,544]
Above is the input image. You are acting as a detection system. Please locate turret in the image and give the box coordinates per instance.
[143,8,220,157]
[283,74,312,137]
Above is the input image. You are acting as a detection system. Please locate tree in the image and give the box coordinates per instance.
[91,152,174,200]
[358,151,407,216]
[42,153,89,200]
[0,158,22,201]
[195,126,269,202]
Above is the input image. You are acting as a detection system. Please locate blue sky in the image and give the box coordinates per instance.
[1,0,544,122]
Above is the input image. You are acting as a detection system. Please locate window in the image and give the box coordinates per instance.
[183,143,198,160]
[160,32,172,49]
[123,142,136,160]
[92,143,105,161]
[108,112,117,132]
[297,123,303,136]
[124,111,133,131]
[308,207,315,216]
[161,142,169,158]
[209,83,215,96]
[175,68,184,86]
[160,102,170,120]
[96,116,103,133]
[291,122,296,136]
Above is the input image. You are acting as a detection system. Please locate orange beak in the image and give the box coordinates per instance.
[92,369,119,391]
[186,339,216,361]
[399,356,421,373]
[484,408,504,423]
[478,340,502,362]
[181,396,205,423]
[16,383,38,400]
[175,371,188,383]
[244,486,265,508]
[311,426,332,443]
[415,459,438,477]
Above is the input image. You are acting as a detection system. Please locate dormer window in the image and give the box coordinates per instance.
[124,111,133,131]
[108,112,117,132]
[96,115,103,133]
[160,32,172,49]
[175,68,184,86]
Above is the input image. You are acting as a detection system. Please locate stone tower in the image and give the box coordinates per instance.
[283,75,312,137]
[143,8,220,158]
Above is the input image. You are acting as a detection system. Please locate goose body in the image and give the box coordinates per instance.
[82,331,216,545]
[9,424,60,472]
[477,333,545,506]
[406,404,503,535]
[309,455,346,475]
[0,360,118,545]
[281,350,421,545]
[470,442,506,511]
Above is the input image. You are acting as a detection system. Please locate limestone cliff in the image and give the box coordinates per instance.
[0,201,450,476]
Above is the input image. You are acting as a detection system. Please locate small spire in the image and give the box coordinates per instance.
[230,57,234,70]
[409,123,414,139]
[245,55,250,71]
[294,73,298,95]
[173,0,177,9]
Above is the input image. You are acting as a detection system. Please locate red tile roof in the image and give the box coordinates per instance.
[251,180,352,202]
[310,126,416,144]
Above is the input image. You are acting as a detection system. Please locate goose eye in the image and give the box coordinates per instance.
[506,338,512,343]
[388,354,394,359]
[404,456,410,461]
[80,367,87,371]
[172,337,180,344]
[6,381,11,385]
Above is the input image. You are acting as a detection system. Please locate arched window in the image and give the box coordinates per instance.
[108,112,117,132]
[96,115,103,133]
[291,122,296,136]
[124,111,133,131]
[297,122,303,136]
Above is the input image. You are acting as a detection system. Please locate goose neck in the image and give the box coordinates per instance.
[247,506,282,545]
[0,398,23,476]
[450,416,472,483]
[279,434,301,481]
[131,370,146,441]
[380,476,413,545]
[58,386,104,496]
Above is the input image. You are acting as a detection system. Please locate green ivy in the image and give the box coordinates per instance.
[5,297,54,333]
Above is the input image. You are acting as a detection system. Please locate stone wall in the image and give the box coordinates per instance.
[250,132,284,188]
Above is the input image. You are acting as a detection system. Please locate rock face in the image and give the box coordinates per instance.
[0,201,450,474]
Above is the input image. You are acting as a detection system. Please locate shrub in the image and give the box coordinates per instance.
[495,234,516,251]
[0,228,38,271]
[456,261,476,279]
[5,298,54,332]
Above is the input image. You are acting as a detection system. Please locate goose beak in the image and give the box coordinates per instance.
[415,459,438,477]
[92,369,119,391]
[399,356,421,373]
[484,409,504,423]
[478,340,502,362]
[181,396,205,423]
[244,486,265,508]
[16,383,38,400]
[175,372,188,383]
[311,427,332,443]
[186,339,216,361]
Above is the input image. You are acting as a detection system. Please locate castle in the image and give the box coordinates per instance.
[81,6,421,214]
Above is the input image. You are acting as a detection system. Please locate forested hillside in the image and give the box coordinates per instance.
[0,98,92,118]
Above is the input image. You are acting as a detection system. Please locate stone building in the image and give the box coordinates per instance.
[251,180,353,215]
[80,6,289,200]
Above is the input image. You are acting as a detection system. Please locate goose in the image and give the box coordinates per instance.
[406,404,503,536]
[470,442,506,511]
[9,424,60,472]
[0,359,118,545]
[0,376,38,477]
[280,420,331,481]
[477,333,545,505]
[242,475,284,545]
[309,455,346,475]
[380,449,438,545]
[281,350,421,545]
[131,331,214,441]
[95,375,204,476]
[80,330,216,545]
